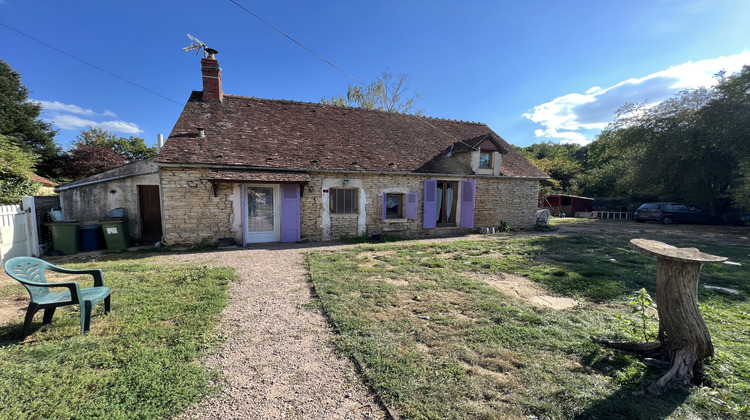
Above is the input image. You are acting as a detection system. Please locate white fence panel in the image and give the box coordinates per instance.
[0,204,32,263]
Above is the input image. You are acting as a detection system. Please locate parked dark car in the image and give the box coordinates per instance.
[634,202,720,224]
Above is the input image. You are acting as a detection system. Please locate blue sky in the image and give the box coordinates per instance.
[2,0,749,149]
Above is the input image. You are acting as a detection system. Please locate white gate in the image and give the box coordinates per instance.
[0,204,32,263]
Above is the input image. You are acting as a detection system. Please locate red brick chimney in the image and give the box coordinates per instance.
[200,54,223,102]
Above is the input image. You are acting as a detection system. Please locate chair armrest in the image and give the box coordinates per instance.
[48,267,106,287]
[18,280,84,303]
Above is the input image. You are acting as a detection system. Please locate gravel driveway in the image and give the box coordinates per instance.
[168,243,386,420]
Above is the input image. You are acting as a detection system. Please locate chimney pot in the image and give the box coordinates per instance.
[197,128,206,137]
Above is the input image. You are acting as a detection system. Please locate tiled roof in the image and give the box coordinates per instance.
[158,92,547,178]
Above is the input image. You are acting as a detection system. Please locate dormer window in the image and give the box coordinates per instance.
[479,151,493,169]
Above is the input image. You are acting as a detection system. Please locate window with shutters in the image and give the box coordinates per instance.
[436,181,458,226]
[385,193,404,219]
[329,188,359,214]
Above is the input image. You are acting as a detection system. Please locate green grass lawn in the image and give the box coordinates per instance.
[0,255,236,419]
[307,230,750,419]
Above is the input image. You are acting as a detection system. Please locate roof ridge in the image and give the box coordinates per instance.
[219,93,488,126]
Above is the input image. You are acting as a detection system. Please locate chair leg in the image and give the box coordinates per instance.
[81,301,93,333]
[22,303,39,339]
[42,307,56,324]
[104,295,111,314]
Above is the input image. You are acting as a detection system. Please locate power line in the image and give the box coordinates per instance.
[226,1,479,151]
[228,0,365,87]
[0,21,183,106]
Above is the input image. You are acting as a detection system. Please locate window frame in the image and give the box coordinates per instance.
[384,193,404,219]
[328,187,359,214]
[436,181,459,226]
[479,151,493,169]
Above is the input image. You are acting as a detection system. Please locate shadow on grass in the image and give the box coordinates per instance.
[576,387,690,420]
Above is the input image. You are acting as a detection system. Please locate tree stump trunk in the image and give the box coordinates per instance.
[597,239,726,396]
[646,257,714,395]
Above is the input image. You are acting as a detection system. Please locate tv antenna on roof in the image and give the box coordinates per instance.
[183,34,218,58]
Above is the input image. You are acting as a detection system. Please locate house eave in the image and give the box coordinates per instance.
[156,162,547,181]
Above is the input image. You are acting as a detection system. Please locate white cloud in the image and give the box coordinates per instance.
[37,100,142,135]
[96,120,142,134]
[37,101,100,117]
[524,52,750,145]
[44,114,98,130]
[43,114,142,134]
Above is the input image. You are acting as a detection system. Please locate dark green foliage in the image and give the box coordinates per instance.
[0,134,40,204]
[0,60,62,179]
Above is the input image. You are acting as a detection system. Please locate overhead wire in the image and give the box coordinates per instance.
[228,0,365,87]
[227,0,481,150]
[0,21,183,107]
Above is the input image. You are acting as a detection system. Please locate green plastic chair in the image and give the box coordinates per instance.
[3,256,111,338]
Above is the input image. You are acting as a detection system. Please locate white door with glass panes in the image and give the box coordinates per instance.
[245,184,280,243]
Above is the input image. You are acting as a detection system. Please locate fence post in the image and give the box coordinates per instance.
[22,196,40,257]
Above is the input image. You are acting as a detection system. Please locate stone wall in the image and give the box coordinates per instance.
[302,172,540,241]
[160,168,235,245]
[474,177,539,230]
[160,168,539,245]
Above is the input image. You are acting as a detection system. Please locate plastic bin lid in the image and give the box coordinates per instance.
[106,208,128,218]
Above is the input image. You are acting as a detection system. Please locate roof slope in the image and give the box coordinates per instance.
[158,93,547,178]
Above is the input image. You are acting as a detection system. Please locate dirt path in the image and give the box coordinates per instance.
[169,244,386,419]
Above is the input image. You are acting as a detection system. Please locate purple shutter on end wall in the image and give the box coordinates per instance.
[405,192,418,219]
[423,180,437,228]
[459,180,476,228]
[381,192,387,220]
[280,184,301,242]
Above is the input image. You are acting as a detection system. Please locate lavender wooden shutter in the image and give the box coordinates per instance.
[459,180,475,228]
[281,184,301,242]
[382,192,387,220]
[423,180,437,228]
[405,192,418,219]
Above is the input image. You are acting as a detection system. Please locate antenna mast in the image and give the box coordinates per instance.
[183,34,218,58]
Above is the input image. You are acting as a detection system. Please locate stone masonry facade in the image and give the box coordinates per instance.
[160,167,235,245]
[160,168,539,245]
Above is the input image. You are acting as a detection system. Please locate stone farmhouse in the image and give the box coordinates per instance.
[59,54,547,246]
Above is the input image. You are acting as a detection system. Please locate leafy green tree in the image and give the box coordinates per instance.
[322,72,422,114]
[517,142,585,194]
[75,127,156,162]
[0,59,62,179]
[0,135,40,204]
[528,155,583,193]
[606,67,750,212]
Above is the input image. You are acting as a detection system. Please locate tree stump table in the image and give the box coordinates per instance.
[594,239,727,395]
